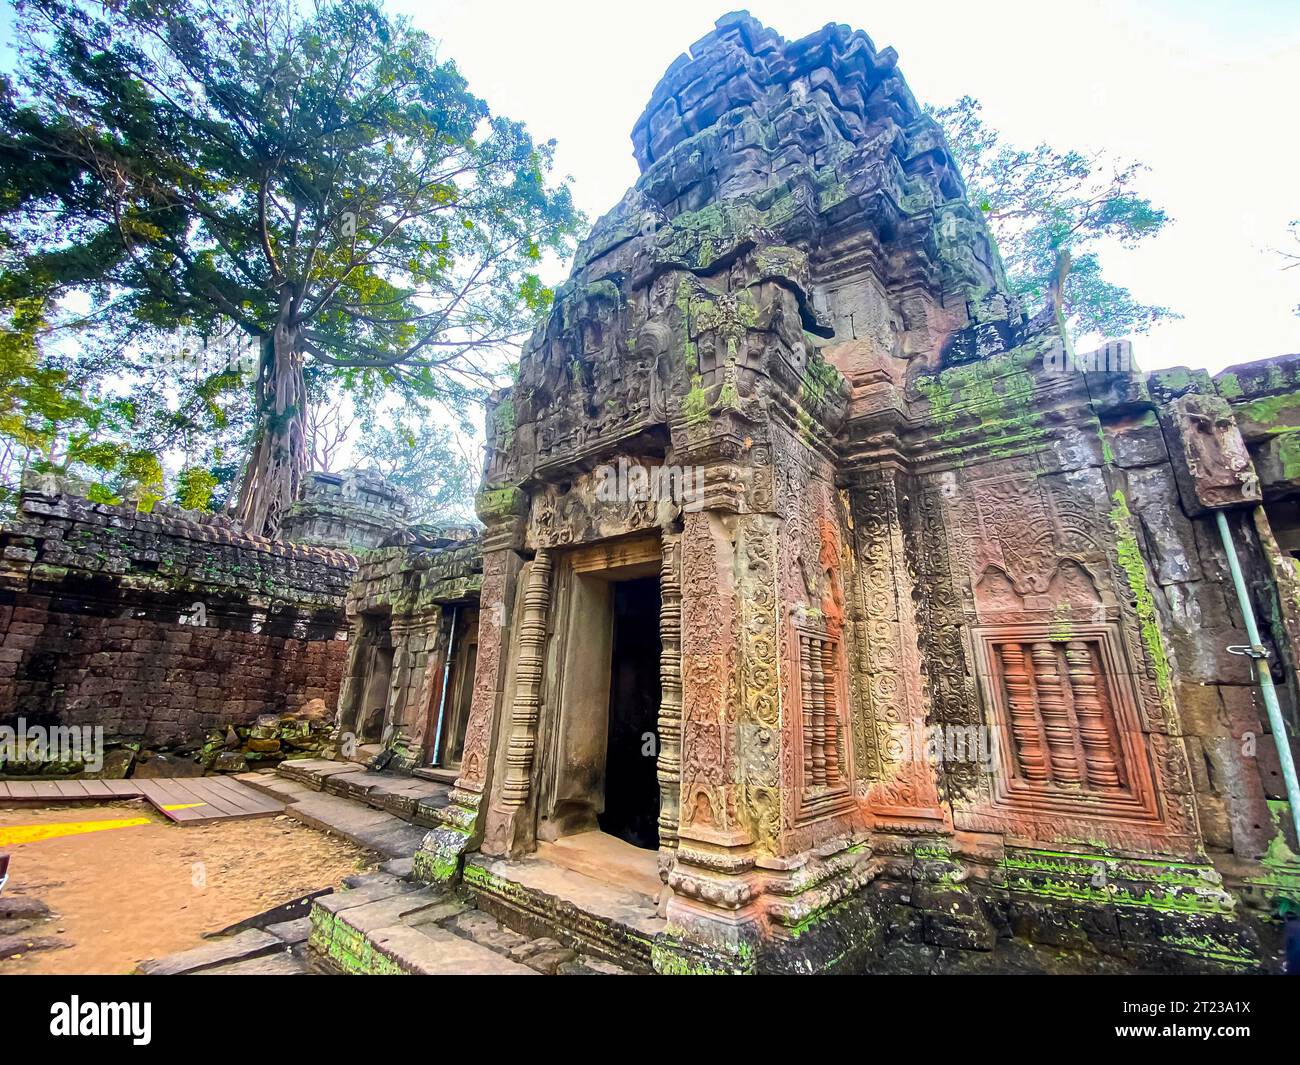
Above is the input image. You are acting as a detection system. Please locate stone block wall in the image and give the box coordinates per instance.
[0,476,356,757]
[281,469,409,551]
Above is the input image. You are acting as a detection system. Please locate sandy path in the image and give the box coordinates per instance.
[0,801,375,974]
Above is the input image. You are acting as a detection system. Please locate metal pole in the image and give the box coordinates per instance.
[431,604,457,768]
[1215,509,1300,847]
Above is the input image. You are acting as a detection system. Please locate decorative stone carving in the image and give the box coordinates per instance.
[501,550,553,810]
[1161,392,1262,515]
[658,533,684,867]
[409,12,1290,970]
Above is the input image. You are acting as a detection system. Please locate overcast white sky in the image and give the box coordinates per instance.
[1,0,1295,376]
[389,0,1300,375]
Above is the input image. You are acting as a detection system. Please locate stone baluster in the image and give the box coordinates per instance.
[821,638,841,784]
[1030,642,1082,785]
[809,635,828,786]
[801,634,815,782]
[1064,640,1122,789]
[999,642,1050,783]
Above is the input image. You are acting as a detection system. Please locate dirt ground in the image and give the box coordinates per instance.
[0,801,375,974]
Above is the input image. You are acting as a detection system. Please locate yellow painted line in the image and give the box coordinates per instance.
[0,817,153,846]
[0,802,210,845]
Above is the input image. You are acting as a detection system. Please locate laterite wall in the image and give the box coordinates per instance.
[0,477,355,753]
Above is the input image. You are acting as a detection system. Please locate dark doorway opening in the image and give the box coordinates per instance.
[599,576,662,850]
[358,639,394,743]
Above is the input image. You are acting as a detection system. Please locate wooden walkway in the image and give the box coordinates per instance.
[0,776,286,824]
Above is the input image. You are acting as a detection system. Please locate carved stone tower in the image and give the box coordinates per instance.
[409,12,1295,974]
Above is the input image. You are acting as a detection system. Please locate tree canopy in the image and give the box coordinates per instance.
[352,403,477,525]
[0,0,579,533]
[930,95,1176,340]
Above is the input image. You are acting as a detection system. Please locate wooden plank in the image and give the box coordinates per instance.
[170,779,247,818]
[137,779,216,824]
[141,779,215,821]
[213,775,288,810]
[194,776,258,811]
[4,781,61,800]
[200,776,286,816]
[0,772,289,823]
[145,777,282,823]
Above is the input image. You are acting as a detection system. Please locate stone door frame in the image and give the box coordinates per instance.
[534,533,666,845]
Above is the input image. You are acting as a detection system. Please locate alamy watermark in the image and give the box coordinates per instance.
[1043,337,1134,375]
[50,997,151,1045]
[893,723,999,774]
[0,717,104,772]
[594,457,705,513]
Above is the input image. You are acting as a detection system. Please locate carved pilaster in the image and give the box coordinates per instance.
[400,610,445,767]
[334,616,368,736]
[501,549,553,808]
[658,533,683,865]
[414,544,522,883]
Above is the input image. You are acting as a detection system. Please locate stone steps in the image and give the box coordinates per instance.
[254,760,451,823]
[307,872,632,975]
[237,765,660,973]
[233,763,451,859]
[283,791,428,859]
[463,853,666,973]
[138,926,308,976]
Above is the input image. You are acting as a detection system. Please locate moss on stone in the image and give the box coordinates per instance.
[1234,391,1300,430]
[1216,372,1243,400]
[681,378,711,427]
[801,352,845,409]
[1108,489,1174,703]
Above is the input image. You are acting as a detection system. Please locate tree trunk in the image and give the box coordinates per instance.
[1049,246,1076,364]
[234,318,308,538]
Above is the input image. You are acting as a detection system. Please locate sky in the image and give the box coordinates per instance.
[0,1,1295,384]
[383,0,1300,375]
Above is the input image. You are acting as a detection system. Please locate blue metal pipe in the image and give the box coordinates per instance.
[1215,509,1300,848]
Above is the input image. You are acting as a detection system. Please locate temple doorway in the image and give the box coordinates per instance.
[354,617,394,743]
[600,576,662,849]
[538,535,664,859]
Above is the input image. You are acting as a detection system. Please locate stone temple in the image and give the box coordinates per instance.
[2,12,1299,974]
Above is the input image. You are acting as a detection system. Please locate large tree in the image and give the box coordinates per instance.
[0,0,578,535]
[0,296,213,513]
[929,96,1176,341]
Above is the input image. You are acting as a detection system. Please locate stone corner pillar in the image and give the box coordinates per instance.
[480,547,553,857]
[414,490,527,883]
[658,501,773,971]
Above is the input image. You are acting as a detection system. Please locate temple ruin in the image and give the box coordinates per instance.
[403,12,1300,973]
[3,12,1299,975]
